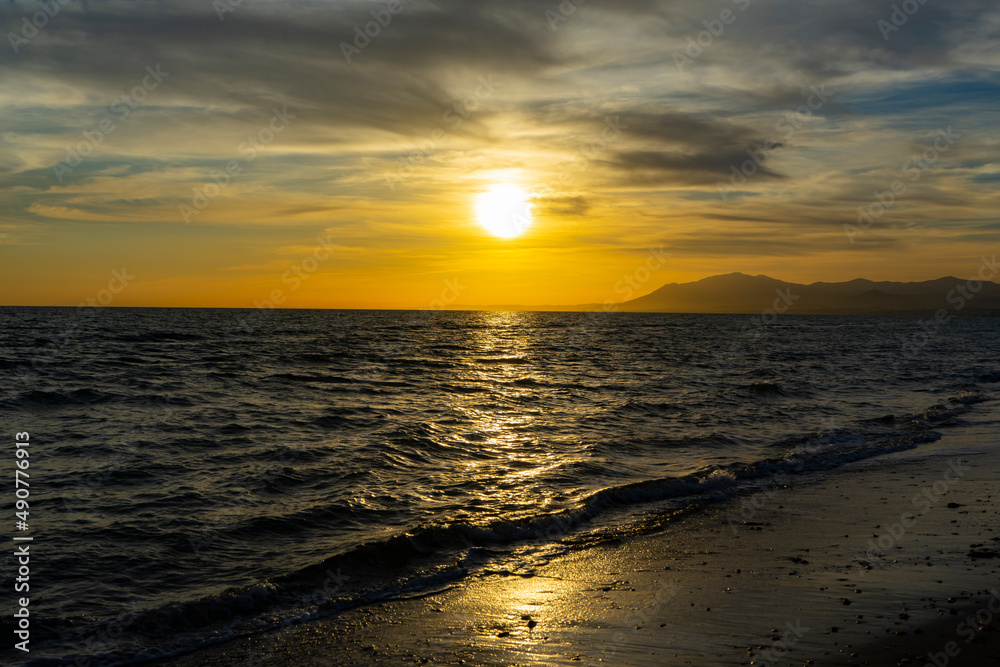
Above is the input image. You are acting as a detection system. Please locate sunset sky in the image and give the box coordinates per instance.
[1,0,998,308]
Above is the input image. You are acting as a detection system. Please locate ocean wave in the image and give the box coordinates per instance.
[266,373,355,384]
[11,388,118,407]
[29,439,941,662]
[473,356,532,365]
[949,388,990,405]
[617,398,687,416]
[113,332,207,343]
[21,394,976,667]
[6,309,1000,667]
[743,380,787,396]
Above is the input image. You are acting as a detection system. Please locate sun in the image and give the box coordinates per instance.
[474,184,534,238]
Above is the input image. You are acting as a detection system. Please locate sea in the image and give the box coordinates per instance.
[1,307,998,666]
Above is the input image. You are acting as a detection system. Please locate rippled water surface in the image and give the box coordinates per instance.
[1,307,998,665]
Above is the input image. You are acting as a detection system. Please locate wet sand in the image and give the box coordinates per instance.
[154,405,1000,666]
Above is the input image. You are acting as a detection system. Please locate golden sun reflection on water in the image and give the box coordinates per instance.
[465,572,581,651]
[450,312,571,517]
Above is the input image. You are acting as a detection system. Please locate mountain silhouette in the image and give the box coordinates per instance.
[617,272,1000,315]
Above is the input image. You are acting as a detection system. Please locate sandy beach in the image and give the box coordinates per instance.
[145,401,1000,667]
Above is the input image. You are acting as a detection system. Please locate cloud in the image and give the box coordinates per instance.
[536,194,590,216]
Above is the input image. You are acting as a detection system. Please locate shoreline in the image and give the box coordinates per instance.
[142,402,1000,666]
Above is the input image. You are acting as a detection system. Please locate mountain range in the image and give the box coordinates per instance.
[484,272,1000,315]
[616,272,1000,315]
[619,273,1000,315]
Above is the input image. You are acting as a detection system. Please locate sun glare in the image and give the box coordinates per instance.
[474,184,534,238]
